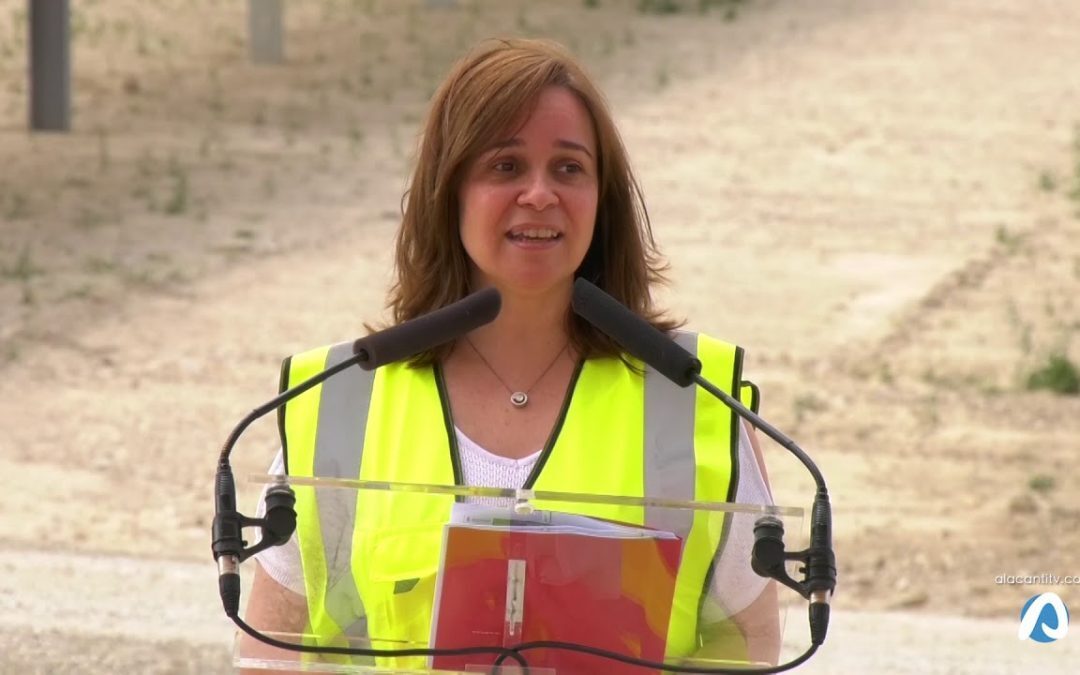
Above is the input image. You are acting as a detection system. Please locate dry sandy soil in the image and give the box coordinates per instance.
[1,0,1079,672]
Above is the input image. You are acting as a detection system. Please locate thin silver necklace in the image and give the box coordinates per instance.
[464,337,568,409]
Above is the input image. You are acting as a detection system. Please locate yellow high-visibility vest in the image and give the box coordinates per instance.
[279,331,754,668]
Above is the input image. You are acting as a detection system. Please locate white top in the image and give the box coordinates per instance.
[255,421,772,618]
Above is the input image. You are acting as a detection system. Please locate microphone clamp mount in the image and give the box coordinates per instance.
[212,470,297,567]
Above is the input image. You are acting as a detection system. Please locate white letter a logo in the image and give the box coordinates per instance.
[1019,592,1069,642]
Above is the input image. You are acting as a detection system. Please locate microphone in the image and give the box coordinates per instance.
[570,279,701,387]
[353,286,501,369]
[212,287,502,616]
[570,278,836,645]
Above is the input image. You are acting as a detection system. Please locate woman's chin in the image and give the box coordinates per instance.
[489,273,576,297]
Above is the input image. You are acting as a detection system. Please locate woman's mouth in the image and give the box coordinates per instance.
[507,228,562,242]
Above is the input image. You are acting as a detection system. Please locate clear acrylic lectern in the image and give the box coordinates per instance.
[234,476,803,674]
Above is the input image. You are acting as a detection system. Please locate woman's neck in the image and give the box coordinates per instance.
[462,284,574,367]
[442,284,579,460]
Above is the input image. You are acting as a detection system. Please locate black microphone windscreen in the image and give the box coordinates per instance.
[571,278,699,387]
[352,287,501,369]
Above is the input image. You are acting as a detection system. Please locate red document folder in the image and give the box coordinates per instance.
[430,521,683,674]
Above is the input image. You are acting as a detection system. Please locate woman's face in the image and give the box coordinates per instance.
[458,86,599,296]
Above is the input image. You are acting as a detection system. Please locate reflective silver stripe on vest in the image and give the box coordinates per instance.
[313,342,374,639]
[642,331,698,540]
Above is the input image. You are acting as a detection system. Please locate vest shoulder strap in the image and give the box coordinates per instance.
[277,342,374,476]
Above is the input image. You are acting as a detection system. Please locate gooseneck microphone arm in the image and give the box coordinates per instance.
[691,372,836,646]
[211,287,503,620]
[571,278,837,649]
[211,348,366,617]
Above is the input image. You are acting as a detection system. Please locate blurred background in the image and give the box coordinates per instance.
[1,0,1078,672]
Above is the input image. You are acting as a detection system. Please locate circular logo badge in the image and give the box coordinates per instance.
[1019,592,1070,643]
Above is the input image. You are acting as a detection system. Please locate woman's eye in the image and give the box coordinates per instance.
[492,159,516,173]
[559,161,585,175]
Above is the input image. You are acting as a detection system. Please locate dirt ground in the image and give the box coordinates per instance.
[2,0,1079,672]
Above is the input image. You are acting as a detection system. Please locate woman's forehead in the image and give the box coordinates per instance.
[481,87,597,152]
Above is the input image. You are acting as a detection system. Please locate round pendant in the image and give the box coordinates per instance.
[510,391,528,408]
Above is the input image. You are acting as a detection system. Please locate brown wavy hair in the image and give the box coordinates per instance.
[387,37,680,365]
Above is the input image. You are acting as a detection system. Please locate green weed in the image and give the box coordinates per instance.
[656,63,670,90]
[916,394,941,430]
[63,175,92,189]
[1,190,30,220]
[163,157,190,215]
[347,121,365,156]
[1005,300,1033,355]
[516,9,532,32]
[84,256,117,274]
[638,0,746,16]
[994,224,1024,253]
[1070,124,1080,214]
[638,0,683,14]
[69,5,90,40]
[1038,170,1056,192]
[1,246,43,281]
[700,0,747,19]
[1028,474,1055,493]
[97,128,110,171]
[1025,354,1080,395]
[74,208,106,229]
[207,70,225,117]
[879,362,895,386]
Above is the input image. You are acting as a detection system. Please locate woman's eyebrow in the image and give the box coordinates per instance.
[486,138,594,159]
[485,139,520,154]
[555,139,594,159]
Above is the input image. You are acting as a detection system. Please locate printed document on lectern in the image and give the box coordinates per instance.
[429,503,683,674]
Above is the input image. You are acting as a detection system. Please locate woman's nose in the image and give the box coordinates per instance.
[516,171,558,211]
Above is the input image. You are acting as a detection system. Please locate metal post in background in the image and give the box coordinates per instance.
[29,0,71,132]
[249,0,284,65]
